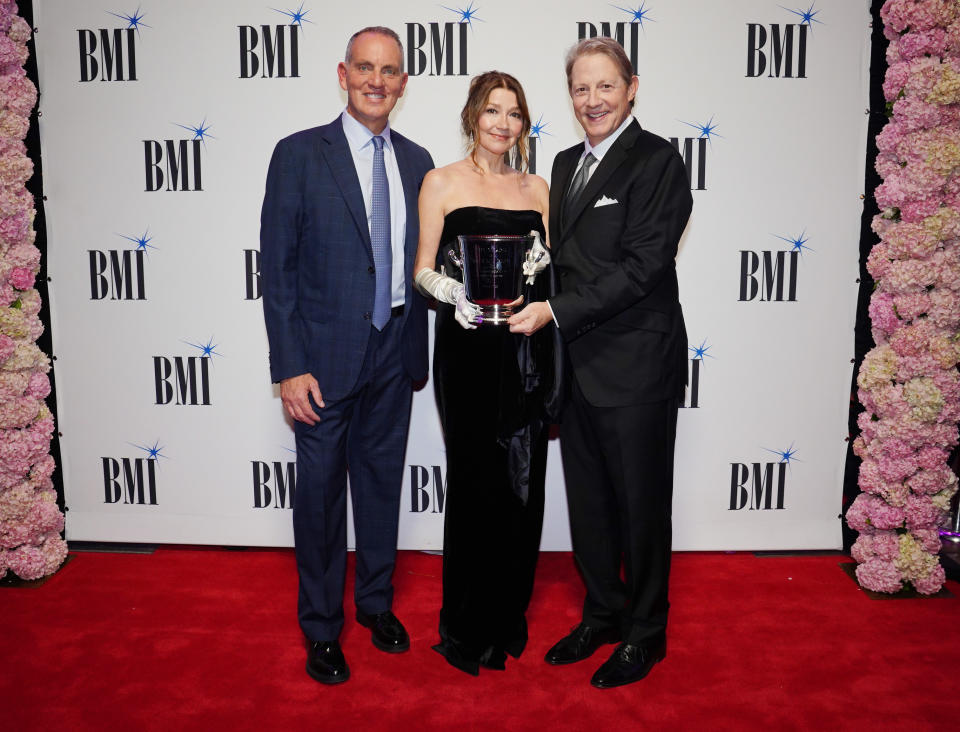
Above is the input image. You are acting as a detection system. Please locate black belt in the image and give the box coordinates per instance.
[391,305,405,318]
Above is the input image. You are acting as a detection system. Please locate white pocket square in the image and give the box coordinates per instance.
[594,195,618,207]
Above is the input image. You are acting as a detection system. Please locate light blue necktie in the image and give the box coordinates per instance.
[371,135,392,330]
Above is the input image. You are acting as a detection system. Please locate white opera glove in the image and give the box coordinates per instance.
[414,267,482,329]
[523,230,550,285]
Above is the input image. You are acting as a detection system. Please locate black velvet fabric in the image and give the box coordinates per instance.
[431,206,556,674]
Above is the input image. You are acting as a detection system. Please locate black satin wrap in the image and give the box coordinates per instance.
[431,206,563,674]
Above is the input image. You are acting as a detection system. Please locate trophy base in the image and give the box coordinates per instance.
[479,304,515,325]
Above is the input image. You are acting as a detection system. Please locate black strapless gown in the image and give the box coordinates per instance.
[432,206,559,675]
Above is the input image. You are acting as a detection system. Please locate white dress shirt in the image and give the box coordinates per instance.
[341,110,407,307]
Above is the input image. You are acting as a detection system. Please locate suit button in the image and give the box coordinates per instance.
[363,312,371,320]
[368,266,375,275]
[560,271,567,277]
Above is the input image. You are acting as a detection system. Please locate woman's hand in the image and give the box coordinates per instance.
[415,267,482,330]
[454,287,483,329]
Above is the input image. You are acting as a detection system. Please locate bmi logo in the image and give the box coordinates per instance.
[153,337,220,406]
[409,465,446,513]
[89,229,153,300]
[251,453,296,509]
[102,440,164,505]
[244,249,261,300]
[746,4,821,79]
[239,6,311,78]
[739,230,812,302]
[78,8,147,82]
[681,339,713,409]
[144,120,212,192]
[406,3,477,76]
[669,117,720,191]
[577,3,653,74]
[729,444,798,511]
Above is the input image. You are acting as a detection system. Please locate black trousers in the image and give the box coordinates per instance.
[559,375,679,645]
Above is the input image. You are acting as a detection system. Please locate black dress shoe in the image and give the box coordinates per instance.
[356,610,410,653]
[544,623,621,665]
[590,638,666,689]
[306,640,350,684]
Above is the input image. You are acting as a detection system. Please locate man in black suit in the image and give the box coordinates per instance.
[260,27,433,684]
[509,36,692,688]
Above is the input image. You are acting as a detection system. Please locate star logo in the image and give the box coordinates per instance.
[688,339,715,362]
[131,439,166,461]
[773,230,813,256]
[763,444,800,465]
[612,2,654,28]
[117,229,155,253]
[107,6,150,34]
[530,114,553,143]
[782,3,823,28]
[442,2,483,29]
[173,119,214,147]
[273,4,313,27]
[184,337,222,359]
[679,115,722,144]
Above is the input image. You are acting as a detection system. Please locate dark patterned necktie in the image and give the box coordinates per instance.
[563,152,597,228]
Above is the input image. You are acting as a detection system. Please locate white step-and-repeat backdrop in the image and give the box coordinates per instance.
[34,0,870,550]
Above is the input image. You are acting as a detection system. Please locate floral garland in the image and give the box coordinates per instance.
[0,0,65,580]
[847,0,960,595]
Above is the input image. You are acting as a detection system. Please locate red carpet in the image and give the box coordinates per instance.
[1,548,957,731]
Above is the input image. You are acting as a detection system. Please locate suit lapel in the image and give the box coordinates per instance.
[563,120,642,233]
[391,135,418,282]
[318,121,372,253]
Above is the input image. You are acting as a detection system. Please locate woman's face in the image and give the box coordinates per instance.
[475,87,523,156]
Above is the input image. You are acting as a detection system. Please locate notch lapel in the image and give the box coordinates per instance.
[563,120,642,233]
[392,136,418,281]
[318,121,372,258]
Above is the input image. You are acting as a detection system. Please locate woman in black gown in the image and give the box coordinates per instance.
[413,72,560,674]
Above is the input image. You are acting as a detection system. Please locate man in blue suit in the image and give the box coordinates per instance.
[260,26,434,685]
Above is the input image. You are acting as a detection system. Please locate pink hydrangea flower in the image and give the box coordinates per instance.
[904,493,944,530]
[869,292,900,337]
[24,371,49,400]
[912,564,947,594]
[856,558,904,593]
[8,265,32,289]
[0,332,14,362]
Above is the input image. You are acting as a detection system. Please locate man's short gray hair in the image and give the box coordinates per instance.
[344,26,405,73]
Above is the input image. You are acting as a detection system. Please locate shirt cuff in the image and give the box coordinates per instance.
[546,300,559,328]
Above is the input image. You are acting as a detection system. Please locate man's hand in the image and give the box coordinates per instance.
[280,373,324,425]
[508,301,553,336]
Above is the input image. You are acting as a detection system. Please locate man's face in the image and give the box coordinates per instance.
[569,52,638,147]
[337,32,408,134]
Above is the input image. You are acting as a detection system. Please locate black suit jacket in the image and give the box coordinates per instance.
[549,119,692,408]
[260,118,434,399]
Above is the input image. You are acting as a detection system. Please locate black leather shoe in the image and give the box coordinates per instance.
[590,638,667,689]
[356,610,410,653]
[544,623,620,665]
[306,640,350,684]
